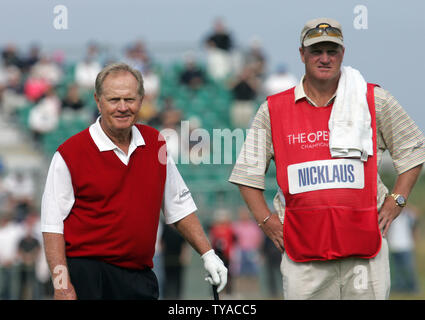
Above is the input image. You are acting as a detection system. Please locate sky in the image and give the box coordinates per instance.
[1,0,424,131]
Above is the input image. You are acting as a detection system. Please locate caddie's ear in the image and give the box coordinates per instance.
[299,46,306,64]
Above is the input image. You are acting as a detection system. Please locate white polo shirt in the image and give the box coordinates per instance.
[41,118,197,234]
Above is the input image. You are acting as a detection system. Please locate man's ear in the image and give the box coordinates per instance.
[94,93,101,114]
[299,46,306,64]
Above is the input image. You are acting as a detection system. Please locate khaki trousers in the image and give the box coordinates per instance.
[280,238,391,300]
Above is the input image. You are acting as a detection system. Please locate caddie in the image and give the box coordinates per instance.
[229,17,425,299]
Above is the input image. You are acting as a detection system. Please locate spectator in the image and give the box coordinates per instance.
[0,210,25,300]
[61,83,85,112]
[51,49,66,68]
[1,43,23,69]
[209,209,236,296]
[179,53,206,91]
[31,213,53,300]
[0,156,4,175]
[22,44,41,72]
[153,220,165,299]
[204,18,234,81]
[387,206,421,294]
[142,65,160,98]
[229,65,260,129]
[0,65,27,118]
[263,64,298,96]
[74,48,102,90]
[4,65,24,94]
[232,206,263,298]
[124,40,151,75]
[156,98,182,162]
[2,170,35,222]
[17,212,41,300]
[31,55,63,87]
[205,18,233,52]
[262,229,283,298]
[138,65,160,124]
[244,37,267,80]
[23,69,50,103]
[28,86,61,142]
[158,97,182,128]
[0,172,8,210]
[161,223,190,299]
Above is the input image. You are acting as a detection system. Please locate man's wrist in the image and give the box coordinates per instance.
[201,249,215,260]
[257,213,272,227]
[388,193,407,207]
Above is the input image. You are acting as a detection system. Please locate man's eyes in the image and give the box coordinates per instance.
[109,98,135,102]
[311,50,338,55]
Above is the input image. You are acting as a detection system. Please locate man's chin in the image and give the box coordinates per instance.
[315,71,339,81]
[113,117,135,128]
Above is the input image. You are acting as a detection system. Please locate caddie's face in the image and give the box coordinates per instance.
[95,71,142,136]
[300,42,344,82]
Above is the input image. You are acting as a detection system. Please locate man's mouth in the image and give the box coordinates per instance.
[115,115,131,119]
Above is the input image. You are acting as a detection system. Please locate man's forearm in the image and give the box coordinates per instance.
[43,232,74,294]
[173,212,212,256]
[238,185,284,252]
[391,164,423,199]
[238,185,272,224]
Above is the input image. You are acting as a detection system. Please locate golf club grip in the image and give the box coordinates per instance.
[212,285,219,300]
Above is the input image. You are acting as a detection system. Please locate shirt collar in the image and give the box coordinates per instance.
[89,116,145,152]
[294,75,336,107]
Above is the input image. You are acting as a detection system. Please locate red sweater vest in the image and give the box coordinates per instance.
[268,84,381,262]
[58,124,166,270]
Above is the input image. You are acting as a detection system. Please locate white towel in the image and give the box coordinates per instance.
[328,66,373,162]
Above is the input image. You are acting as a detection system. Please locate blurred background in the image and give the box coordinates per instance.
[0,0,424,300]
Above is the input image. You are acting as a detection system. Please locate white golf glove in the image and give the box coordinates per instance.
[201,249,228,293]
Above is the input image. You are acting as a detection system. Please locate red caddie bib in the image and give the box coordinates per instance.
[268,83,381,262]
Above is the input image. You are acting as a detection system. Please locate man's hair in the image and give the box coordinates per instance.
[95,62,145,97]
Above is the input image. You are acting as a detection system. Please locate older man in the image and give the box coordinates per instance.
[41,63,227,300]
[229,18,425,299]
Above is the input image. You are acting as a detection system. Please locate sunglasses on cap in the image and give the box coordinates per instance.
[303,23,343,44]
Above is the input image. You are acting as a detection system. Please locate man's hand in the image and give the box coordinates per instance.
[201,249,228,293]
[260,214,284,253]
[378,164,423,237]
[54,284,77,300]
[378,196,403,237]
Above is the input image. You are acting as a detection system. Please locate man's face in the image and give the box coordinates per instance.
[299,42,345,82]
[95,71,142,136]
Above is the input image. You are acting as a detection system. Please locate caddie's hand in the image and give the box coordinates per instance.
[378,196,403,237]
[201,249,228,293]
[260,214,284,253]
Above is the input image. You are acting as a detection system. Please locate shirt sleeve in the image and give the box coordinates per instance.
[375,87,425,174]
[161,154,197,225]
[228,101,274,189]
[40,152,75,234]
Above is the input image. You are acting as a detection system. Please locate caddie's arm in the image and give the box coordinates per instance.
[378,164,423,237]
[43,232,77,300]
[238,185,284,253]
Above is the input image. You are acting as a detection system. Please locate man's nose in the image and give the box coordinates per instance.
[117,99,128,111]
[320,53,331,64]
